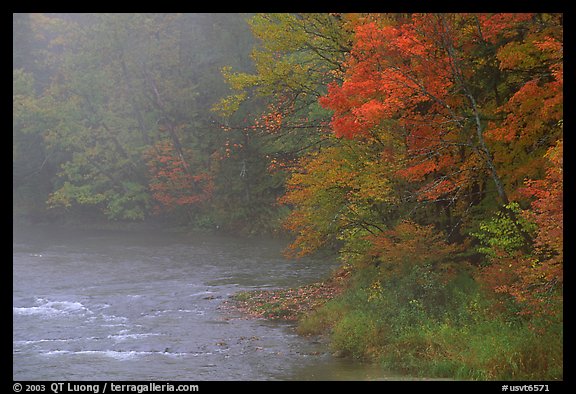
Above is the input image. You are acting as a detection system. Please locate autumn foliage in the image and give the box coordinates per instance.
[478,139,563,315]
[367,220,463,279]
[281,13,562,320]
[145,140,214,214]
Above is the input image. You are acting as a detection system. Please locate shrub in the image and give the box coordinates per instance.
[301,265,562,380]
[331,310,388,360]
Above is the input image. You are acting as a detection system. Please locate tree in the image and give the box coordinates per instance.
[216,13,354,176]
[280,14,562,325]
[145,140,213,219]
[280,125,405,257]
[13,69,63,220]
[39,14,184,220]
[19,14,215,221]
[213,13,354,232]
[319,13,562,240]
[14,13,265,227]
[475,139,563,316]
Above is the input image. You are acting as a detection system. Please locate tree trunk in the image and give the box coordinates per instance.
[119,50,149,145]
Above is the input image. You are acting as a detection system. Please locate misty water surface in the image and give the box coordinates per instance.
[13,225,405,380]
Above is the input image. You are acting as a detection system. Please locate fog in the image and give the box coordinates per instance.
[13,13,266,232]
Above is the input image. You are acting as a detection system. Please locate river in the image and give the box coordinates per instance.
[13,224,403,381]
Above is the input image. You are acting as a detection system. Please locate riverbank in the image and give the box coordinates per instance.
[12,216,291,242]
[223,263,563,381]
[222,266,351,321]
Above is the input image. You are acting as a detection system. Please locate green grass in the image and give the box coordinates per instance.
[379,317,563,380]
[296,300,347,336]
[297,267,563,380]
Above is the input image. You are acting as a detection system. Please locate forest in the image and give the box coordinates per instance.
[13,13,562,380]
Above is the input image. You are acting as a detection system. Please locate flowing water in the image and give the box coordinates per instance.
[13,224,404,381]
